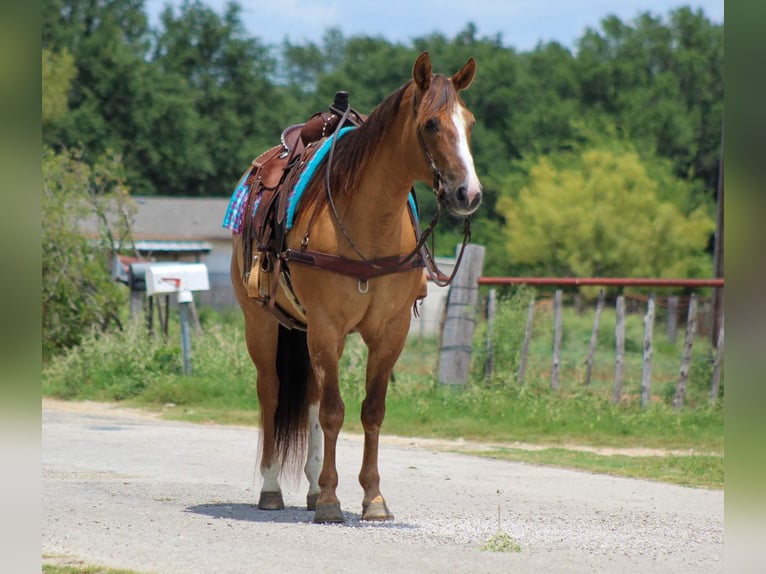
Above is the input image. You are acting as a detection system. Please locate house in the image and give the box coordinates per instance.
[117,196,235,308]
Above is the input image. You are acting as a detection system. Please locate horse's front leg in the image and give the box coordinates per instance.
[358,315,410,521]
[307,326,347,523]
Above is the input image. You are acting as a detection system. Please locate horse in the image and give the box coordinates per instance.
[229,52,482,523]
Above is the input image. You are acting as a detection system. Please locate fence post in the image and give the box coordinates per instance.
[673,294,698,410]
[438,244,485,386]
[710,319,724,404]
[484,288,497,380]
[584,289,605,386]
[613,295,625,404]
[641,294,656,408]
[551,290,563,390]
[178,291,194,375]
[516,298,535,384]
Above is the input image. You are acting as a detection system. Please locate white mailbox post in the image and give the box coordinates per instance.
[146,263,210,375]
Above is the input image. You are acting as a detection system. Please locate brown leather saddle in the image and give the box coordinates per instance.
[239,93,369,329]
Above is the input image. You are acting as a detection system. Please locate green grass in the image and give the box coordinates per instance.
[467,447,723,489]
[42,294,724,486]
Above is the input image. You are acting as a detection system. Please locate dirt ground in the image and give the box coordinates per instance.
[42,399,723,573]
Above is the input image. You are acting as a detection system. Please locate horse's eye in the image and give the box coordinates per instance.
[424,118,439,132]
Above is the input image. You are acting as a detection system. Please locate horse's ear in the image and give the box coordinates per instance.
[451,57,477,91]
[413,51,432,92]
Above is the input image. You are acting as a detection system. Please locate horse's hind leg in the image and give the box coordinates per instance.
[304,397,322,510]
[239,305,285,510]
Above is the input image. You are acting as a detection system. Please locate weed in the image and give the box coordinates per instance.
[481,531,522,553]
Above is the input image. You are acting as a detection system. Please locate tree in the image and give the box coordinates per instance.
[496,145,715,284]
[42,148,135,359]
[575,8,723,192]
[42,48,76,126]
[150,0,301,195]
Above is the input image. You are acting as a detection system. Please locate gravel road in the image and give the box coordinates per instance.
[42,400,723,573]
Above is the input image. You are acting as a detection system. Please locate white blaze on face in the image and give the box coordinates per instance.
[451,105,482,202]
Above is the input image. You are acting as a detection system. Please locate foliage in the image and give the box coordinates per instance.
[474,286,535,378]
[42,48,76,125]
[41,147,135,359]
[497,146,715,284]
[42,315,257,408]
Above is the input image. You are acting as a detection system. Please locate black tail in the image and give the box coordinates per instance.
[274,325,311,472]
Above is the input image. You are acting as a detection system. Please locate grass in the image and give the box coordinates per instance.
[42,293,724,487]
[466,447,723,489]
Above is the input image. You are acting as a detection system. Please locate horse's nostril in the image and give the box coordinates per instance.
[456,186,467,203]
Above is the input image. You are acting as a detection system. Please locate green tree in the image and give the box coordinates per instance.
[42,48,76,126]
[496,145,714,283]
[42,148,136,359]
[575,8,723,191]
[150,0,301,195]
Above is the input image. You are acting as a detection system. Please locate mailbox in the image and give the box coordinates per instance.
[126,261,177,292]
[145,263,210,296]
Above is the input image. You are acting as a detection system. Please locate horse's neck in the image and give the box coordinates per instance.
[339,107,424,253]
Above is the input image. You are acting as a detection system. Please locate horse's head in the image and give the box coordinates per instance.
[412,52,482,217]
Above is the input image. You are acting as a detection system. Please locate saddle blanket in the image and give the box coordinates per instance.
[222,126,356,234]
[222,126,418,234]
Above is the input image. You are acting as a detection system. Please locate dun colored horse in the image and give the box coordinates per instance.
[230,52,481,523]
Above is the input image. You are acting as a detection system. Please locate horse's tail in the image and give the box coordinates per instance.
[274,325,311,474]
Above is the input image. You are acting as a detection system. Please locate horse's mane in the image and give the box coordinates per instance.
[297,82,411,212]
[298,74,458,214]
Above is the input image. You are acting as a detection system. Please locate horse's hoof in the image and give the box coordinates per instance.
[362,496,394,521]
[258,491,284,510]
[313,502,345,523]
[306,492,319,511]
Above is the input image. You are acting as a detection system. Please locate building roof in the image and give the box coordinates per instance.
[80,196,232,242]
[130,196,231,241]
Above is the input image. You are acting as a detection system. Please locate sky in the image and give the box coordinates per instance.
[145,0,724,52]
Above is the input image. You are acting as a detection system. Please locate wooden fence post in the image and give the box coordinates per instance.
[438,244,485,386]
[613,295,625,404]
[710,319,724,404]
[673,294,698,410]
[516,298,535,384]
[551,290,563,390]
[584,289,605,386]
[641,294,656,408]
[484,288,497,380]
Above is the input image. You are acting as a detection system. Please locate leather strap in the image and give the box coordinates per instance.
[283,248,425,281]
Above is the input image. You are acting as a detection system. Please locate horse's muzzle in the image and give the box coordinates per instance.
[441,179,482,217]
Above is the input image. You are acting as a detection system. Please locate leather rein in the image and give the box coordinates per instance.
[284,92,472,288]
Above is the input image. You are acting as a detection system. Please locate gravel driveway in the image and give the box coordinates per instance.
[42,400,723,573]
